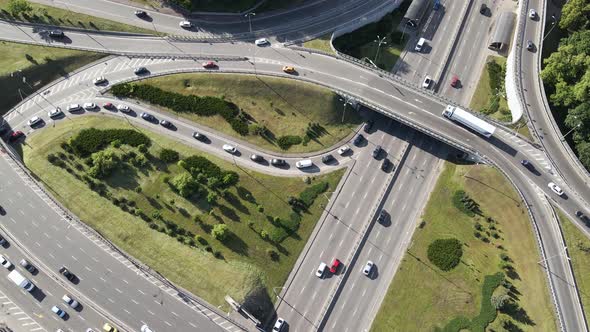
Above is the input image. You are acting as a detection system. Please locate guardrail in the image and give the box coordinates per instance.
[0,143,250,332]
[0,18,157,37]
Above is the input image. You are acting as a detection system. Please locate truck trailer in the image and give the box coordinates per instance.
[442,105,496,138]
[7,270,35,292]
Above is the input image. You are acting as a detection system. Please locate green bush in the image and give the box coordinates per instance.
[159,148,180,163]
[180,155,238,188]
[69,128,150,157]
[211,224,229,241]
[170,173,199,197]
[276,135,303,150]
[427,238,463,271]
[299,182,329,207]
[269,227,289,243]
[110,83,248,135]
[279,212,301,233]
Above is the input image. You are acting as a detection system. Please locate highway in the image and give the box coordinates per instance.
[323,131,448,332]
[0,3,589,330]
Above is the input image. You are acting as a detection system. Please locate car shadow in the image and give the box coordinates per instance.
[139,15,153,22]
[368,265,379,280]
[29,121,46,129]
[0,206,6,215]
[73,303,83,313]
[297,165,321,173]
[32,288,46,302]
[253,159,269,166]
[271,162,291,170]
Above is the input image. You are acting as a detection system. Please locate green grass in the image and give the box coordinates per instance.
[0,41,105,114]
[0,0,156,34]
[303,33,335,54]
[21,115,345,316]
[129,73,362,153]
[556,209,590,321]
[470,56,533,140]
[371,163,556,332]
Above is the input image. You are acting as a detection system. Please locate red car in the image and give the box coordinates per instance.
[450,75,460,88]
[330,258,341,274]
[202,61,217,69]
[8,131,24,142]
[103,102,114,109]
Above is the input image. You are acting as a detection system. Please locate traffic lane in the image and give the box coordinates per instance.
[327,136,445,331]
[281,145,394,331]
[0,156,227,332]
[439,0,493,102]
[277,122,407,330]
[0,226,108,332]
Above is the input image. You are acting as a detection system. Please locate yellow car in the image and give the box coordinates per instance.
[103,323,118,332]
[282,66,296,74]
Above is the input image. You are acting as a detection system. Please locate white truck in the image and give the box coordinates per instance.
[442,105,496,138]
[7,270,35,292]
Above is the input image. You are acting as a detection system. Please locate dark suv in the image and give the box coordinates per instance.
[353,134,364,146]
[372,145,382,158]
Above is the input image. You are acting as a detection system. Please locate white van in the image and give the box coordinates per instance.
[415,37,426,52]
[296,159,313,169]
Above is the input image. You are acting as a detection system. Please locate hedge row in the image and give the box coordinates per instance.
[110,83,248,135]
[69,128,151,157]
[277,135,302,150]
[299,182,329,207]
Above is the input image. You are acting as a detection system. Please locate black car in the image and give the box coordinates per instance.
[353,134,364,146]
[322,154,334,164]
[59,266,76,282]
[372,145,382,158]
[271,158,286,167]
[364,120,374,133]
[134,10,147,17]
[377,210,388,223]
[480,3,487,14]
[250,154,264,162]
[49,30,64,38]
[134,67,147,75]
[192,131,207,141]
[521,159,535,171]
[576,211,590,223]
[160,120,172,128]
[0,235,6,246]
[19,259,36,274]
[140,112,155,122]
[381,158,391,171]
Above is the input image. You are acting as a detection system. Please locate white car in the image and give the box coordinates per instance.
[140,325,153,332]
[179,20,192,28]
[315,262,327,278]
[548,182,564,196]
[62,294,79,309]
[51,305,66,319]
[255,38,269,46]
[422,76,432,89]
[272,317,285,332]
[67,104,82,112]
[93,76,106,85]
[28,116,42,126]
[0,255,11,269]
[529,9,537,19]
[83,102,97,110]
[362,260,374,276]
[48,108,63,118]
[337,145,351,155]
[222,144,237,154]
[117,104,130,113]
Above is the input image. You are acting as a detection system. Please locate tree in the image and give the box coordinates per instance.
[87,150,117,178]
[211,224,229,241]
[159,148,179,163]
[7,0,32,16]
[221,172,239,187]
[207,177,220,189]
[560,0,590,32]
[491,294,511,310]
[576,141,590,168]
[170,173,198,197]
[206,191,218,205]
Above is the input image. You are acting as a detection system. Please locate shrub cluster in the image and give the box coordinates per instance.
[180,155,239,187]
[276,135,302,150]
[452,190,480,216]
[110,83,248,135]
[299,182,329,207]
[427,238,463,271]
[69,128,150,157]
[159,148,179,163]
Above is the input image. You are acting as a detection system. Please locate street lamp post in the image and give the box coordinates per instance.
[244,12,256,74]
[560,116,581,141]
[538,246,569,266]
[373,35,387,65]
[339,96,353,123]
[543,14,558,41]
